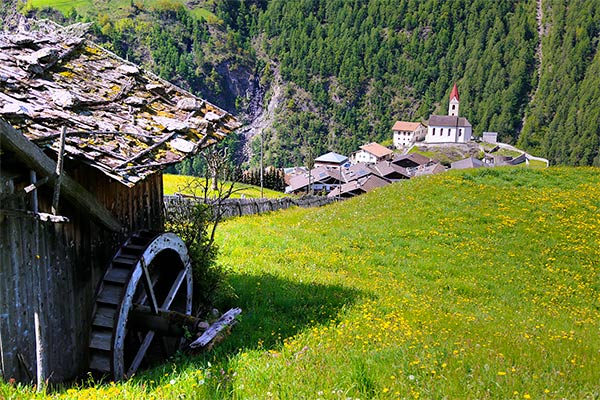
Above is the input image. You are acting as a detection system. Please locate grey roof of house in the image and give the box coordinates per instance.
[343,162,374,182]
[314,151,349,164]
[414,163,446,176]
[288,166,345,192]
[392,153,431,167]
[311,166,343,183]
[428,115,472,127]
[327,175,389,198]
[451,157,484,170]
[370,161,410,179]
[359,175,390,192]
[287,174,310,192]
[327,180,362,198]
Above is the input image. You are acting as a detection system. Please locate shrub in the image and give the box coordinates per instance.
[165,199,235,314]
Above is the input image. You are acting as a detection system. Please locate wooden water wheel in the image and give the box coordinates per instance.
[88,230,193,380]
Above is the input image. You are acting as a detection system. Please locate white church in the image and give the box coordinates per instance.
[425,84,472,144]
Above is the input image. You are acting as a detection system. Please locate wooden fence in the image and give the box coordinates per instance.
[164,195,336,220]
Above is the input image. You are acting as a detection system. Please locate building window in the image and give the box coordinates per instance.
[459,129,462,136]
[432,128,435,135]
[440,128,443,135]
[452,105,455,110]
[448,129,451,136]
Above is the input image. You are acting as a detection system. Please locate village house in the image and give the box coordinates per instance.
[392,121,427,149]
[0,22,238,383]
[283,166,308,186]
[350,142,394,164]
[285,165,344,194]
[425,84,472,144]
[482,131,498,144]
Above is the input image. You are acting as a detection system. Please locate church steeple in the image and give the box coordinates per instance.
[448,83,459,117]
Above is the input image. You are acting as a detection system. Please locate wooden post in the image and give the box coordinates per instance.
[31,171,47,391]
[30,171,39,213]
[51,126,67,215]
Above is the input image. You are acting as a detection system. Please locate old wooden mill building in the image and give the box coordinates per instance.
[0,21,239,383]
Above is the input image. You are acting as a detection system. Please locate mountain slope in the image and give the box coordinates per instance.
[3,0,600,167]
[256,0,538,166]
[518,0,600,166]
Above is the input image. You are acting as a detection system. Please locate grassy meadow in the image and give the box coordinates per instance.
[1,167,599,399]
[163,174,285,199]
[23,0,216,20]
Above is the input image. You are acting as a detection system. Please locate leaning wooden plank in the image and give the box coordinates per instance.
[0,118,121,232]
[189,308,242,349]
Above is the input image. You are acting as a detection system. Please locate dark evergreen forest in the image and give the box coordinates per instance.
[3,0,599,167]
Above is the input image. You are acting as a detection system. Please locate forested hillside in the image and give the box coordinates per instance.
[518,0,600,166]
[2,0,599,167]
[255,0,540,166]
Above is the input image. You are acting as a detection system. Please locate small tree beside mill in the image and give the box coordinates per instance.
[0,20,241,387]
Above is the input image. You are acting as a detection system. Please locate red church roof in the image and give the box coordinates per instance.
[450,83,459,101]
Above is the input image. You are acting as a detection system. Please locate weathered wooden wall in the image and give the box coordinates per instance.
[0,164,164,383]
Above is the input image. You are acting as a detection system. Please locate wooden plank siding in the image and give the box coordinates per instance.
[0,164,164,382]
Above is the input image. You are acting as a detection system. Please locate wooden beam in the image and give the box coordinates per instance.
[0,118,121,232]
[189,308,241,349]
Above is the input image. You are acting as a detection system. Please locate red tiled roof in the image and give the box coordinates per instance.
[392,121,422,131]
[360,142,393,158]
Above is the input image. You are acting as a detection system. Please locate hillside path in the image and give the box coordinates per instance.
[496,142,549,167]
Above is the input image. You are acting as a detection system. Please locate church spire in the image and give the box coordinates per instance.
[448,83,460,116]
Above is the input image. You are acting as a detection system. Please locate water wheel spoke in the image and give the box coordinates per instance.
[126,331,155,377]
[140,258,159,314]
[135,273,160,306]
[162,266,189,309]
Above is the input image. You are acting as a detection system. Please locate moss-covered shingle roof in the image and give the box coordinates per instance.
[0,21,240,186]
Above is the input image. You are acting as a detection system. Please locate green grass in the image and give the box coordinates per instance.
[163,173,285,199]
[24,0,216,21]
[408,146,459,165]
[494,147,523,158]
[527,159,549,168]
[2,167,599,399]
[25,0,94,15]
